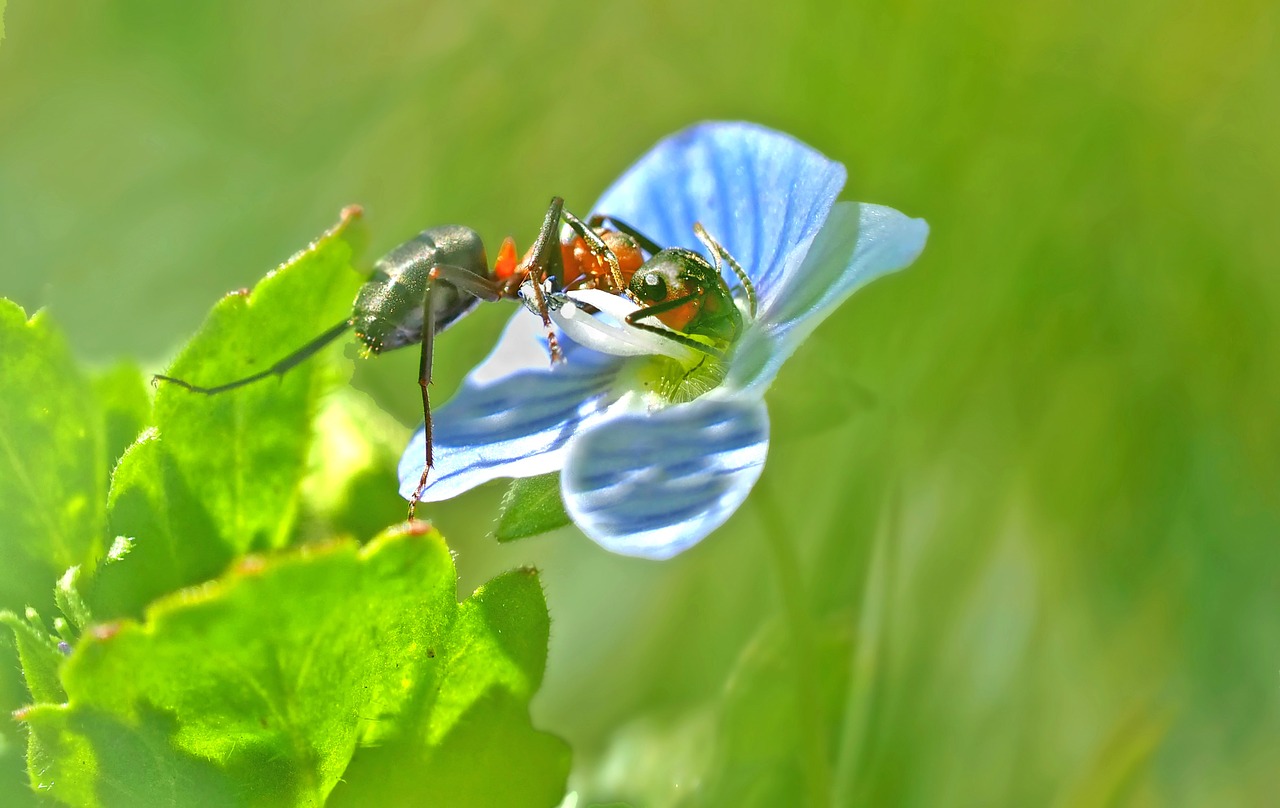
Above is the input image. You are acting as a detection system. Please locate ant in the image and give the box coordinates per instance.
[155,198,756,514]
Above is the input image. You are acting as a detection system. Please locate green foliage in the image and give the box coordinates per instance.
[90,363,151,478]
[0,611,65,705]
[0,302,106,617]
[295,389,409,544]
[332,568,570,806]
[1,209,566,805]
[699,619,853,807]
[495,473,571,542]
[91,208,366,620]
[20,526,564,807]
[3,2,1279,805]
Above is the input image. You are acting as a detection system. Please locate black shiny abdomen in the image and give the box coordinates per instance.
[353,225,488,353]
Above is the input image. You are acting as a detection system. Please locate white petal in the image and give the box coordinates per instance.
[562,397,769,559]
[465,308,612,385]
[550,289,700,364]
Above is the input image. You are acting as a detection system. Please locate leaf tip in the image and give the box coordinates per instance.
[89,622,123,642]
[398,518,437,537]
[234,554,268,576]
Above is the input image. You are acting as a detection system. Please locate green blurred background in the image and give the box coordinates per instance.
[2,0,1278,805]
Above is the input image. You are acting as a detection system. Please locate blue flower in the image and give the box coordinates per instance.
[399,122,928,559]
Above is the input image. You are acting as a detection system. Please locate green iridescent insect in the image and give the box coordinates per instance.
[613,221,757,358]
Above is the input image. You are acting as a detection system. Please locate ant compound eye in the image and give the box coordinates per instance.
[640,272,667,302]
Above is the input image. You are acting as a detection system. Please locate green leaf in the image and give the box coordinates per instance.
[54,566,92,632]
[22,523,461,807]
[494,473,571,542]
[91,361,151,476]
[90,432,232,619]
[20,703,240,808]
[150,206,366,552]
[0,724,38,808]
[295,389,409,544]
[93,208,366,619]
[1,622,37,807]
[0,301,106,615]
[330,568,570,807]
[0,610,65,704]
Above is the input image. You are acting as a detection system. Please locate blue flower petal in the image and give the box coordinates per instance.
[765,202,929,334]
[592,122,846,314]
[464,306,614,385]
[726,202,929,394]
[562,396,769,559]
[399,310,625,502]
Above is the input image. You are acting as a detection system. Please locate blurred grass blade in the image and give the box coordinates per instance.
[1053,704,1171,808]
[831,483,897,806]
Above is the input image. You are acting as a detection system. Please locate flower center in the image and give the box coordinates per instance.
[611,353,729,410]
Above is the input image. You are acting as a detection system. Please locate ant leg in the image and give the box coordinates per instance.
[694,223,756,318]
[563,208,627,293]
[515,197,566,290]
[513,198,567,363]
[153,318,353,393]
[407,261,513,517]
[427,264,502,302]
[408,280,440,519]
[625,292,726,360]
[587,214,663,256]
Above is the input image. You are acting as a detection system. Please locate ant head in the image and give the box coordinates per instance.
[627,248,743,343]
[628,249,717,304]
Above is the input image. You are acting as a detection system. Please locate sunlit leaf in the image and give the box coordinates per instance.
[92,208,366,619]
[295,389,407,545]
[54,566,92,633]
[331,567,570,807]
[23,525,460,806]
[0,301,106,616]
[0,610,65,705]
